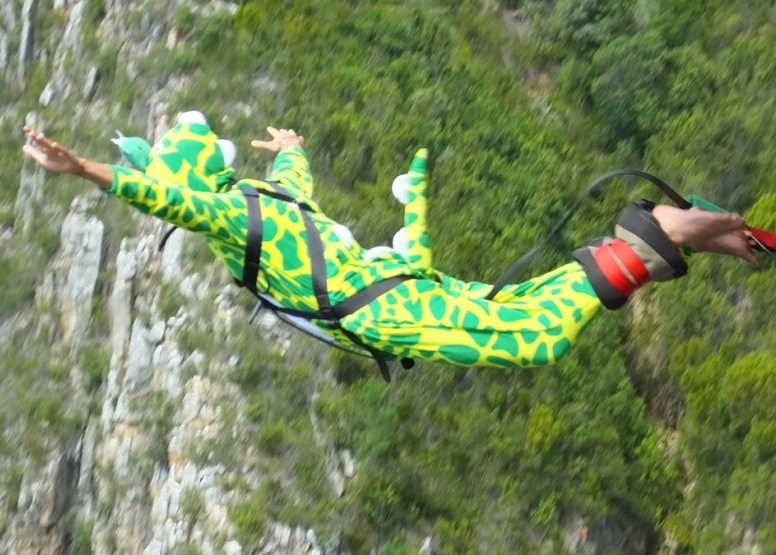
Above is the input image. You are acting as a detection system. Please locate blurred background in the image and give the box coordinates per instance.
[2,0,776,553]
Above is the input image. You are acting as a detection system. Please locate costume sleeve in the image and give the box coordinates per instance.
[267,146,315,200]
[106,165,237,234]
[403,148,433,273]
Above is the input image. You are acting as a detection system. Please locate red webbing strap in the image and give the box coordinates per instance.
[592,239,650,297]
[748,226,776,253]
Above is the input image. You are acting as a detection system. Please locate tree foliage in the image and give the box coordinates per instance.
[4,0,776,552]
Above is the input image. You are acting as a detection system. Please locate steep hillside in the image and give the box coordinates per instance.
[2,1,776,554]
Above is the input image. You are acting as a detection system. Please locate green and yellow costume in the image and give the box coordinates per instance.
[107,116,610,368]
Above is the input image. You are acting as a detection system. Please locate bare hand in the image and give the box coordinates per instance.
[22,126,84,175]
[250,126,304,152]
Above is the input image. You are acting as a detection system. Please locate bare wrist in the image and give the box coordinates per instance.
[76,158,114,190]
[75,157,88,176]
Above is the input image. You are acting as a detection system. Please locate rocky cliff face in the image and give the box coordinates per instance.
[3,2,764,555]
[1,1,354,554]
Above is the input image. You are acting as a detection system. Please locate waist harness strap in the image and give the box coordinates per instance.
[238,181,414,382]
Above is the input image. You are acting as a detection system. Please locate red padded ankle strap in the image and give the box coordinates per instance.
[592,239,650,296]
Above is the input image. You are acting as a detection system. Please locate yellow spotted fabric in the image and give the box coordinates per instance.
[143,121,235,193]
[338,150,603,367]
[106,124,603,368]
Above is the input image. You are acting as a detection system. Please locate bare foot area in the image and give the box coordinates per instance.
[692,230,759,266]
[652,205,757,265]
[652,205,745,245]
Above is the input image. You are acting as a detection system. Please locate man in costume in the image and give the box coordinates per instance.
[21,115,758,369]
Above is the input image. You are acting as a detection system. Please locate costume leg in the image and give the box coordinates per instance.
[340,262,602,368]
[340,201,692,368]
[431,267,583,304]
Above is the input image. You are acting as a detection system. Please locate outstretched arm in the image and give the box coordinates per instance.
[252,126,315,199]
[23,127,236,234]
[23,127,113,189]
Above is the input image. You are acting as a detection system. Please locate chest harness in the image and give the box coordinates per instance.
[233,181,416,382]
[159,181,415,382]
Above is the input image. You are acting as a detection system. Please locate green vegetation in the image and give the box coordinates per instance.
[70,517,94,555]
[133,392,176,467]
[4,466,24,513]
[79,344,111,393]
[170,545,203,555]
[0,326,86,466]
[202,0,776,552]
[181,487,206,543]
[228,497,268,547]
[2,0,776,553]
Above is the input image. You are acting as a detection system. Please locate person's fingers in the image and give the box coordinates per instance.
[251,139,278,150]
[43,139,71,159]
[676,210,747,246]
[22,144,43,161]
[25,130,44,146]
[23,126,41,140]
[31,133,61,154]
[23,137,53,158]
[22,142,53,166]
[252,127,303,150]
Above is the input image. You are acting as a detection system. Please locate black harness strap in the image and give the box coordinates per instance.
[261,189,315,212]
[158,225,179,252]
[332,275,413,317]
[332,275,417,382]
[299,208,409,382]
[301,210,336,322]
[238,186,264,294]
[238,181,413,382]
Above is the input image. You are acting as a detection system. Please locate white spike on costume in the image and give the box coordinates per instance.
[177,111,207,125]
[392,227,409,258]
[364,246,398,261]
[216,139,237,167]
[392,174,411,205]
[333,224,355,250]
